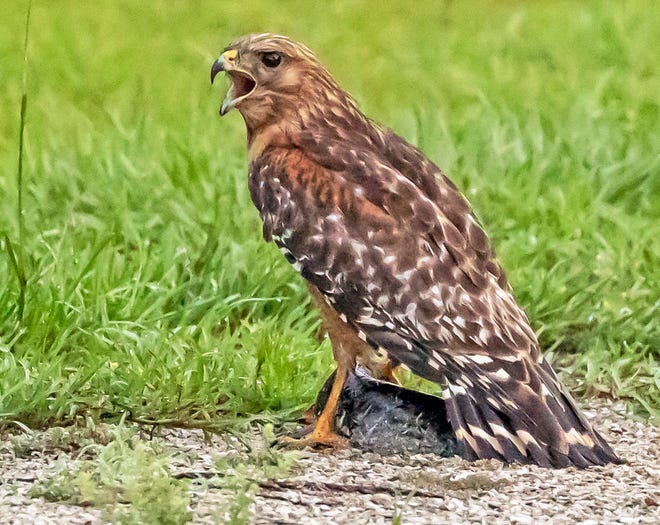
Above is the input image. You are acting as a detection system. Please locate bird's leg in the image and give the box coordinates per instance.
[308,361,349,443]
[278,361,350,449]
[277,284,357,449]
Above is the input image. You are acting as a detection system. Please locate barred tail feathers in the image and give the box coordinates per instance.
[438,354,620,468]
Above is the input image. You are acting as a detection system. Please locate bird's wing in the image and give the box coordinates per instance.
[248,145,619,467]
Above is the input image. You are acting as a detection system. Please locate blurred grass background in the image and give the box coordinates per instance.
[0,0,657,430]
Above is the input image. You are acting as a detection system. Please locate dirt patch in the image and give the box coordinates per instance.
[1,400,658,524]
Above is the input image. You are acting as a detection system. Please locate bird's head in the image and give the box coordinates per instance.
[211,33,362,142]
[211,34,320,126]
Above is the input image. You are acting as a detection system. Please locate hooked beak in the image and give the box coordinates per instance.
[210,49,256,116]
[210,58,224,84]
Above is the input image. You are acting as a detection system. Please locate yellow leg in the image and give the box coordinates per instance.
[279,363,350,449]
[280,284,372,449]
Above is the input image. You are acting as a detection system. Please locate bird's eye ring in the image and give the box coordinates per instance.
[261,52,282,68]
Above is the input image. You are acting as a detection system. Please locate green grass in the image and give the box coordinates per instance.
[1,0,658,437]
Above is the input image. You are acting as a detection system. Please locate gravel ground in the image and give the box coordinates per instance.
[1,399,658,524]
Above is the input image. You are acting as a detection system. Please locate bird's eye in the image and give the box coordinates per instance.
[261,52,282,68]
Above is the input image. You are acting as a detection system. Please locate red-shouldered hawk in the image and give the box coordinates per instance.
[210,33,619,468]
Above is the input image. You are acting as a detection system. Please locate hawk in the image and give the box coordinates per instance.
[210,33,619,468]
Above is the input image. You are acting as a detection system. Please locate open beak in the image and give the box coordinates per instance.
[211,49,256,116]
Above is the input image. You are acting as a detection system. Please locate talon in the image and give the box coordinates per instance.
[302,404,317,425]
[285,424,314,440]
[277,431,350,450]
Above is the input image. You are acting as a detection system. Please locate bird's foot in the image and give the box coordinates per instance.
[277,427,349,450]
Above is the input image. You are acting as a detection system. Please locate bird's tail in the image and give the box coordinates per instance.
[437,354,620,468]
